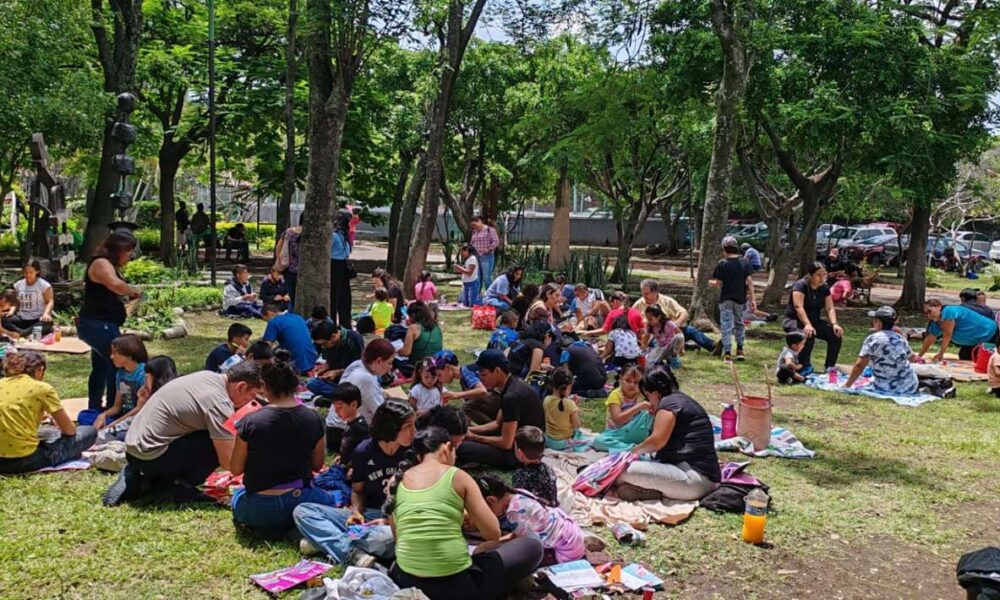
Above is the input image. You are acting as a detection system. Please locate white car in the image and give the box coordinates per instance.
[990,240,1000,262]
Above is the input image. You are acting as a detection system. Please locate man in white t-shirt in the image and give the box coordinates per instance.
[104,361,262,506]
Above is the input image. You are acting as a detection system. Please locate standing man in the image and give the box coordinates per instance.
[470,215,499,292]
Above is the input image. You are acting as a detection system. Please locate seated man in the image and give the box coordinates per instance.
[105,361,263,505]
[306,321,365,399]
[843,306,918,395]
[262,303,318,375]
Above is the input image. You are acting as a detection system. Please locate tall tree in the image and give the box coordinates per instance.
[86,0,143,259]
[688,0,755,319]
[403,0,489,295]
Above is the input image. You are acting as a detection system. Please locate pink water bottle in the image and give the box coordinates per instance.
[827,367,838,384]
[721,404,737,440]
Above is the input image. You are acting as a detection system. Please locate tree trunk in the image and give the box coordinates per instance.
[897,201,930,309]
[278,0,298,237]
[85,0,143,260]
[386,152,414,276]
[391,154,426,279]
[689,0,753,320]
[158,149,180,266]
[548,165,571,270]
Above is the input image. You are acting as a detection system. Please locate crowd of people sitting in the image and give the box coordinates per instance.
[1,224,999,599]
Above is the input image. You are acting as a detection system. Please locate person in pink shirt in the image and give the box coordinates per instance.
[414,270,438,302]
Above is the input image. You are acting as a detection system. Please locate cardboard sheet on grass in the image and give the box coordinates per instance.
[542,450,697,527]
[15,337,91,354]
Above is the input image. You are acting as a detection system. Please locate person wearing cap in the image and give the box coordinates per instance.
[741,242,762,273]
[710,236,755,362]
[457,350,545,469]
[920,299,998,362]
[843,306,919,395]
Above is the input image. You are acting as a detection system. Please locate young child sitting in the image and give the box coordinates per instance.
[477,475,585,565]
[307,306,334,332]
[776,330,808,384]
[259,266,291,311]
[776,330,806,383]
[487,310,520,351]
[605,365,648,429]
[368,288,394,332]
[644,304,683,369]
[408,357,443,415]
[93,334,148,439]
[542,368,584,450]
[327,382,369,462]
[222,264,262,319]
[511,426,558,506]
[602,315,641,368]
[206,323,252,372]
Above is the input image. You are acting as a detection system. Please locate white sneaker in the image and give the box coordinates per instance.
[299,538,320,556]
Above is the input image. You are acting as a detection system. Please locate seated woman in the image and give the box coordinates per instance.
[613,367,720,502]
[398,301,443,364]
[294,401,416,565]
[2,260,55,337]
[224,223,250,262]
[482,265,524,311]
[386,427,543,600]
[0,352,97,474]
[230,361,337,538]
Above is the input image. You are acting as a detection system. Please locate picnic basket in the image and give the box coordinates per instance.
[731,364,772,452]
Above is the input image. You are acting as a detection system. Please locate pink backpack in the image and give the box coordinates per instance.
[572,452,636,497]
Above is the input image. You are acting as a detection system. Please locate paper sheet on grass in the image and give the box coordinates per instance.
[542,450,697,527]
[806,372,940,407]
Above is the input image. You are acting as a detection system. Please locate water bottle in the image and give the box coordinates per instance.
[741,488,769,544]
[827,367,838,384]
[720,404,737,440]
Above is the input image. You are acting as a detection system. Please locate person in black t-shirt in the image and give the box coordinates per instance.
[782,262,844,375]
[710,236,755,362]
[458,350,545,469]
[615,367,720,502]
[230,361,335,538]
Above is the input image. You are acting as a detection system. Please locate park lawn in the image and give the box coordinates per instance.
[2,309,998,599]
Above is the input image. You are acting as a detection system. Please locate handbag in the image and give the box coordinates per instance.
[572,451,636,497]
[471,304,497,330]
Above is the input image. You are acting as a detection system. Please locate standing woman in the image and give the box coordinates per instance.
[386,426,543,599]
[274,215,303,304]
[329,211,353,328]
[3,259,55,336]
[78,233,141,411]
[782,262,843,376]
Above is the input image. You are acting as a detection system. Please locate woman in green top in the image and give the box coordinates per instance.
[385,427,543,599]
[399,301,443,363]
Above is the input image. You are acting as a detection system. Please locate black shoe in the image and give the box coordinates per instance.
[103,464,141,507]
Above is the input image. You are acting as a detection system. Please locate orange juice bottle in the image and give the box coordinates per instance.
[742,488,769,544]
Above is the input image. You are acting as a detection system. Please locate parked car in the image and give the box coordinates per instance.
[951,231,992,254]
[843,233,908,266]
[817,226,897,256]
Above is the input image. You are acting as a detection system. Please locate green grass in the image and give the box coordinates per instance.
[2,308,998,599]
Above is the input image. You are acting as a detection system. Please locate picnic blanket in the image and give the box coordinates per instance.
[709,415,816,459]
[14,336,91,354]
[542,450,697,527]
[806,372,940,407]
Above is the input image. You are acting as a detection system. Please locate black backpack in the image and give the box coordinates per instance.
[957,547,1000,600]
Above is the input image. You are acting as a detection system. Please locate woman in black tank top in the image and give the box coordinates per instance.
[77,233,141,411]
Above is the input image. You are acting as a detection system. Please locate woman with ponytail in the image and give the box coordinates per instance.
[386,427,543,599]
[0,351,97,474]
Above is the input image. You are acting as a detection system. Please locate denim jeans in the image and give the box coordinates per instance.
[292,504,390,563]
[232,486,340,538]
[306,377,337,399]
[0,426,97,474]
[682,325,716,351]
[718,300,745,354]
[479,253,495,291]
[76,318,121,410]
[461,282,480,307]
